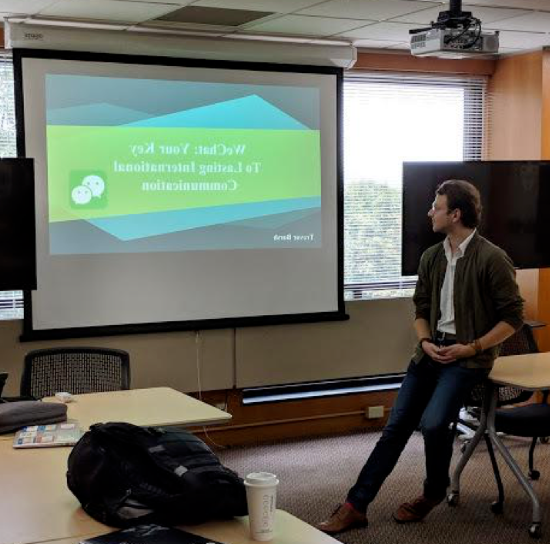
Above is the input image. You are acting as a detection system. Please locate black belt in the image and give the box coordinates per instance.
[434,331,457,346]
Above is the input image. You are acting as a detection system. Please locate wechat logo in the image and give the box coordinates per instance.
[70,172,107,208]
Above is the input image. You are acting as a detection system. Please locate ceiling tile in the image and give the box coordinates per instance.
[39,0,182,23]
[242,14,369,36]
[190,0,321,13]
[485,11,550,32]
[0,0,57,14]
[391,5,532,25]
[298,0,441,21]
[337,21,419,42]
[496,29,550,48]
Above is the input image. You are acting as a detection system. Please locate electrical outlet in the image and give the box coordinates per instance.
[367,405,385,419]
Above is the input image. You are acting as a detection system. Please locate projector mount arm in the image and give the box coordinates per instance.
[408,0,482,49]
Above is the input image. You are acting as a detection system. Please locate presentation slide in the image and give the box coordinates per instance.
[18,52,342,336]
[46,76,322,254]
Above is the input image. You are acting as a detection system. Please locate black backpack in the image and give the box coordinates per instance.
[67,422,248,527]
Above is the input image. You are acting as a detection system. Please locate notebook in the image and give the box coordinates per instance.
[12,420,82,448]
[80,525,223,544]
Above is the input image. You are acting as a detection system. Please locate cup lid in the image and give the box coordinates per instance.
[245,472,278,486]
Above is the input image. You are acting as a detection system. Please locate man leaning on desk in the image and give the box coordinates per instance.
[317,179,524,535]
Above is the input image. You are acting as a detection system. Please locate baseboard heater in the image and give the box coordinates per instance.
[242,374,405,405]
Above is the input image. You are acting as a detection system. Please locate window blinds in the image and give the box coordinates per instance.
[0,57,23,319]
[343,71,487,299]
[0,56,15,158]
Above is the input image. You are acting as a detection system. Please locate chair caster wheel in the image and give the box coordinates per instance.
[529,470,540,480]
[528,523,542,539]
[490,501,503,514]
[540,437,549,444]
[447,492,459,507]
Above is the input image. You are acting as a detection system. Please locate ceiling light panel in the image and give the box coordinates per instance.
[391,5,531,25]
[298,0,440,21]
[156,6,272,26]
[241,14,368,36]
[191,0,322,13]
[39,0,180,23]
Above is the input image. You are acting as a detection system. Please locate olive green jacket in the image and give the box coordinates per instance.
[412,233,524,369]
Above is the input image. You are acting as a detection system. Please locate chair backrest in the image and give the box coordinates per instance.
[495,324,539,404]
[0,372,7,397]
[498,324,539,357]
[467,324,538,407]
[20,347,130,400]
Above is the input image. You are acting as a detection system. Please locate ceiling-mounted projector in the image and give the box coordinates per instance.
[410,0,498,58]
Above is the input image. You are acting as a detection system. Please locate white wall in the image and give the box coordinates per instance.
[0,298,415,395]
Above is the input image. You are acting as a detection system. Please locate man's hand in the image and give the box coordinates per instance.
[421,341,476,364]
[438,343,476,362]
[421,341,456,363]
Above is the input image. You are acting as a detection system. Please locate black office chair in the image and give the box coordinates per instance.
[458,325,537,445]
[0,372,7,402]
[20,347,131,400]
[495,391,550,480]
[457,324,548,514]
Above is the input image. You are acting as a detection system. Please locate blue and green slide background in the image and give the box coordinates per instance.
[46,75,322,254]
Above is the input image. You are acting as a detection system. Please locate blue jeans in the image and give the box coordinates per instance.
[347,357,488,510]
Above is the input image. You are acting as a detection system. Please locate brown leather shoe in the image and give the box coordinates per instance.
[393,495,442,523]
[316,503,368,534]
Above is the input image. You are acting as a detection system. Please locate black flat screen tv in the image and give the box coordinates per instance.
[402,161,550,276]
[0,158,36,290]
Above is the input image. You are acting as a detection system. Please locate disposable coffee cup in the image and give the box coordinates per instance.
[244,472,279,541]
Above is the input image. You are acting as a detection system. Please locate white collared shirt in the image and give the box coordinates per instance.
[437,229,476,335]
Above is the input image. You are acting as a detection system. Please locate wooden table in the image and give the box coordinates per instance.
[43,387,232,430]
[0,443,105,544]
[0,386,229,544]
[0,387,337,544]
[450,353,550,538]
[0,387,231,443]
[0,440,336,544]
[42,511,338,544]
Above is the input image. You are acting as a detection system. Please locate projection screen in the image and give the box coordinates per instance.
[15,50,344,339]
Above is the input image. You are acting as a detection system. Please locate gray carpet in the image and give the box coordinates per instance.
[217,430,550,544]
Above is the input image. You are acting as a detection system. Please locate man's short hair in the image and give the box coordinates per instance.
[436,179,482,229]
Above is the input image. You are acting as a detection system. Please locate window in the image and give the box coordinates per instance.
[343,72,486,300]
[0,56,23,319]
